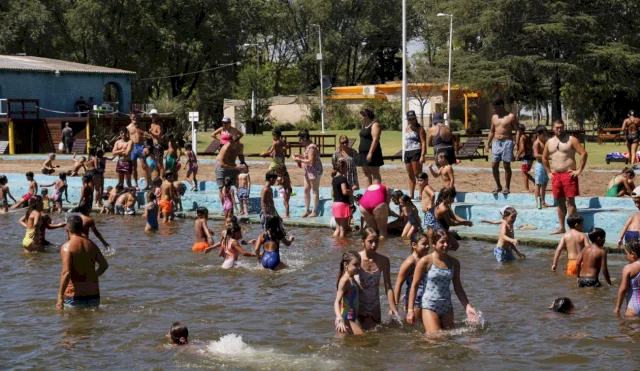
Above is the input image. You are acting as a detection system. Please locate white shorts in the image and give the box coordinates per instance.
[222,258,236,269]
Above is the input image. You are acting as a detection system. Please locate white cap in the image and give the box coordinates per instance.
[632,187,640,198]
[149,109,158,115]
[500,205,513,215]
[222,116,231,123]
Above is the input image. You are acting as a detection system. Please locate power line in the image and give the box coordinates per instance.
[138,59,251,81]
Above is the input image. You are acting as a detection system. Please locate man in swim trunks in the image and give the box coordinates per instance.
[57,215,109,309]
[127,113,149,189]
[618,187,640,246]
[149,109,165,176]
[576,227,611,288]
[215,134,247,204]
[543,119,588,234]
[159,171,176,223]
[112,127,134,188]
[485,98,518,194]
[552,214,588,276]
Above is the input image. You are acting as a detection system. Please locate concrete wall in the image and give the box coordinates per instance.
[0,71,132,117]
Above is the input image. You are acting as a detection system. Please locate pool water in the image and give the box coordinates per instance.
[1,213,638,370]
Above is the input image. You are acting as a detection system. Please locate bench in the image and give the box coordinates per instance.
[382,150,403,161]
[201,139,221,156]
[456,137,488,161]
[281,134,337,158]
[597,128,624,145]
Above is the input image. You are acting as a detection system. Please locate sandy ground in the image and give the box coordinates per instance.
[0,158,622,198]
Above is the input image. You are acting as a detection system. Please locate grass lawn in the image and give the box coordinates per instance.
[196,130,633,168]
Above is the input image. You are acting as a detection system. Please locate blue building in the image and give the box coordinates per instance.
[0,55,135,154]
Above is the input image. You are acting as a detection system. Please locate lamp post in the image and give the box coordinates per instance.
[242,43,260,134]
[310,24,325,133]
[437,13,453,126]
[401,0,407,158]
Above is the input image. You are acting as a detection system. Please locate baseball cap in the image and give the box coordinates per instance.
[500,205,513,215]
[632,187,640,198]
[222,116,231,123]
[406,110,417,120]
[149,109,158,115]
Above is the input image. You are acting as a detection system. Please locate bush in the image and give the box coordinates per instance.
[449,119,464,132]
[272,122,296,132]
[325,101,360,130]
[294,119,318,131]
[362,99,403,130]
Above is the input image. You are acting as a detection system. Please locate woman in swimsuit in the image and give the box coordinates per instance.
[356,228,398,330]
[400,194,422,238]
[254,216,294,271]
[407,228,478,334]
[357,108,384,186]
[615,239,640,317]
[0,175,17,213]
[184,142,199,192]
[334,251,364,336]
[211,117,243,145]
[358,184,391,239]
[40,173,69,214]
[403,110,426,199]
[21,196,44,252]
[294,129,323,218]
[622,110,640,165]
[605,168,635,197]
[394,231,430,320]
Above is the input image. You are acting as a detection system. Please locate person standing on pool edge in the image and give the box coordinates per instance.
[57,215,109,309]
[358,109,384,186]
[485,98,518,195]
[543,119,588,235]
[621,110,640,165]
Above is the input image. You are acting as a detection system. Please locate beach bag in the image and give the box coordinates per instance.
[58,142,64,151]
[605,152,625,161]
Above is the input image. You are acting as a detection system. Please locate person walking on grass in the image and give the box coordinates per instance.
[542,119,588,235]
[485,98,518,195]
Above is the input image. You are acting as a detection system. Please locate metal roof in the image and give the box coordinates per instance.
[0,55,135,75]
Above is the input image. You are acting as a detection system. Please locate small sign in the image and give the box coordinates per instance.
[189,111,199,122]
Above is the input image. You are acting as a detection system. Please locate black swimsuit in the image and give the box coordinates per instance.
[627,122,638,143]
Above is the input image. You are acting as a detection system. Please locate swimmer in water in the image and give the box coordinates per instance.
[400,195,422,238]
[576,227,611,287]
[205,224,256,269]
[334,251,364,336]
[254,216,294,271]
[614,239,640,317]
[393,231,430,320]
[192,207,215,252]
[552,214,588,275]
[21,196,44,252]
[617,187,640,246]
[406,228,478,334]
[549,297,574,313]
[168,322,189,346]
[357,227,398,329]
[494,206,526,262]
[0,175,17,213]
[142,192,159,232]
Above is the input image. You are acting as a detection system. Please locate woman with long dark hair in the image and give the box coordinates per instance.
[358,109,384,186]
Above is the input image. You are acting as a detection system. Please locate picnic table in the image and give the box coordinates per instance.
[281,134,337,157]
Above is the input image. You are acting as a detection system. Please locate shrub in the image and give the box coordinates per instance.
[362,99,403,130]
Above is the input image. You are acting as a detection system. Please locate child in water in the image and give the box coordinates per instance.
[192,207,215,252]
[617,187,640,246]
[357,227,399,329]
[41,189,51,213]
[0,175,17,213]
[393,231,430,319]
[400,195,421,238]
[142,192,159,231]
[614,239,640,317]
[205,223,256,268]
[334,251,364,336]
[552,214,588,275]
[406,228,478,334]
[254,216,295,271]
[184,142,199,192]
[221,176,237,218]
[168,322,189,346]
[576,227,611,287]
[494,206,525,262]
[41,173,69,214]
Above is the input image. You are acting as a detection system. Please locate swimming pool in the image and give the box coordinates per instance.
[1,213,637,370]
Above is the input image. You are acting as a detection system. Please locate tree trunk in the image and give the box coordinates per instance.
[551,71,562,121]
[544,102,549,126]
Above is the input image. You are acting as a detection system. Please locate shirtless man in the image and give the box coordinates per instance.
[543,119,588,234]
[112,128,134,188]
[57,215,109,309]
[485,98,518,194]
[552,214,589,276]
[74,202,111,250]
[260,171,279,231]
[215,134,247,203]
[127,113,148,188]
[621,110,640,165]
[149,109,165,176]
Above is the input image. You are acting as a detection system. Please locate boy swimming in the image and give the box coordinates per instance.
[576,227,611,287]
[192,207,215,252]
[552,214,589,276]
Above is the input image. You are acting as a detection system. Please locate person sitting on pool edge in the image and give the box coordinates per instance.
[552,214,589,276]
[618,187,640,246]
[576,227,611,288]
[10,171,38,210]
[605,168,635,197]
[57,215,109,309]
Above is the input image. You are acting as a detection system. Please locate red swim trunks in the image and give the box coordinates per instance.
[521,160,532,173]
[552,171,579,199]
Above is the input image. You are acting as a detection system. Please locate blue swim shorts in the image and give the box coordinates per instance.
[131,143,145,161]
[534,162,549,185]
[64,294,100,308]
[494,246,516,262]
[491,139,514,163]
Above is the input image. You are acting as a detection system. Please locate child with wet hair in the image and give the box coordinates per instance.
[494,206,525,262]
[192,207,215,252]
[400,195,421,238]
[394,231,430,319]
[168,322,189,345]
[576,227,611,287]
[549,297,574,314]
[334,250,364,336]
[614,239,640,317]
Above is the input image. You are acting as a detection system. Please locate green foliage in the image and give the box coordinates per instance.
[324,101,360,130]
[362,100,403,131]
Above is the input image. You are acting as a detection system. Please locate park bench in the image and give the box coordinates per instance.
[597,128,624,145]
[281,134,337,158]
[201,139,221,156]
[455,137,488,161]
[382,150,403,161]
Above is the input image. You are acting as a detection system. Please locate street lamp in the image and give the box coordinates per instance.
[437,13,453,126]
[310,24,325,133]
[401,0,407,158]
[241,43,260,135]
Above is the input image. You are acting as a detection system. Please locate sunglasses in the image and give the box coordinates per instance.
[340,141,348,144]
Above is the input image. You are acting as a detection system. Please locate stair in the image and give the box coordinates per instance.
[0,141,8,154]
[45,120,62,153]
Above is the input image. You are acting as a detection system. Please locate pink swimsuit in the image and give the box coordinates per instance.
[360,184,388,213]
[220,132,230,145]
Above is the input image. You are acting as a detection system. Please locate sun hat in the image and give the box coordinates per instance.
[432,113,444,124]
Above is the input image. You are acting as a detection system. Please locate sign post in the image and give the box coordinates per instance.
[188,111,199,155]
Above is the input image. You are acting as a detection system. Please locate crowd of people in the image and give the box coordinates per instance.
[1,101,640,343]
